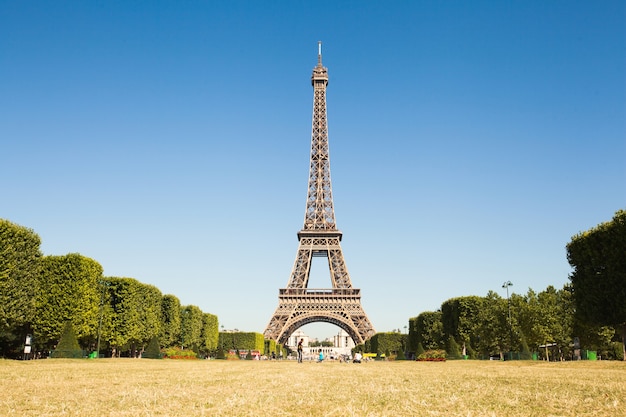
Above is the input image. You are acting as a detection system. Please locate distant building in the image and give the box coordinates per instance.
[286,328,355,360]
[334,329,355,350]
[287,329,309,348]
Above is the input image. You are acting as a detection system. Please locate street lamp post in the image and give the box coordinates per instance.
[502,281,513,358]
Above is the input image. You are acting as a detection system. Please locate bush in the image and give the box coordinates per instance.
[50,322,84,359]
[415,342,425,358]
[446,336,461,359]
[520,338,532,360]
[162,347,197,359]
[417,349,447,362]
[142,336,162,359]
[226,351,240,360]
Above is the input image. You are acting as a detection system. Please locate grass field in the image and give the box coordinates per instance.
[1,358,624,416]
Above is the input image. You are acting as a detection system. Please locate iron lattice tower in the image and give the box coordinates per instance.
[264,43,375,345]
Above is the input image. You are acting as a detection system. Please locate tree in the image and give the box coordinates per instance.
[136,282,163,352]
[0,219,42,357]
[34,254,102,351]
[369,332,405,357]
[180,305,203,352]
[105,277,163,357]
[574,320,620,359]
[567,209,626,360]
[514,285,573,359]
[413,311,444,350]
[161,294,182,347]
[201,313,218,356]
[476,291,509,358]
[441,296,483,353]
[517,288,543,352]
[538,285,573,360]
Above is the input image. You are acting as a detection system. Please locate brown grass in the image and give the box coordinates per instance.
[1,358,624,416]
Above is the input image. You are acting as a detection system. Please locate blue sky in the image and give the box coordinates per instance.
[1,1,624,340]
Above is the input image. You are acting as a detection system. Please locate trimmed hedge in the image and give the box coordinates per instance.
[142,336,162,359]
[218,332,265,351]
[50,322,84,358]
[369,332,406,356]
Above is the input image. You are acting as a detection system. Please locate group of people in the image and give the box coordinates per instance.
[297,338,325,362]
[297,339,363,363]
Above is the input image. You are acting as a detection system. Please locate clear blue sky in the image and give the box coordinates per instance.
[2,1,624,340]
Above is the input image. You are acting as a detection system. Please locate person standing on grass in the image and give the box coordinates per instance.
[297,339,304,363]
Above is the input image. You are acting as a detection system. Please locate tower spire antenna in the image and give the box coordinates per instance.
[318,41,322,65]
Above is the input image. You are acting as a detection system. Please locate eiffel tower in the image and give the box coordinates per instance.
[264,42,375,346]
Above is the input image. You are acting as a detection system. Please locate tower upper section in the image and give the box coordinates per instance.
[311,41,329,86]
[301,42,338,236]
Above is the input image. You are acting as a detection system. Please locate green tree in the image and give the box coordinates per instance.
[0,219,42,357]
[201,313,219,356]
[369,332,406,357]
[575,321,618,357]
[537,285,573,360]
[567,209,626,360]
[517,288,543,352]
[0,220,42,357]
[413,311,444,350]
[34,254,102,350]
[476,291,509,358]
[441,296,483,353]
[105,277,161,357]
[516,286,571,358]
[104,277,136,356]
[181,305,203,352]
[408,316,419,354]
[105,277,162,357]
[136,282,163,353]
[161,294,182,347]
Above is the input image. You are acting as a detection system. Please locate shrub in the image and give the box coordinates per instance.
[417,349,447,362]
[415,342,425,358]
[50,322,84,359]
[396,349,406,360]
[446,336,461,359]
[520,338,532,360]
[142,336,162,359]
[226,351,240,360]
[162,347,197,359]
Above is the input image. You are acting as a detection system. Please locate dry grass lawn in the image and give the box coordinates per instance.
[1,358,624,416]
